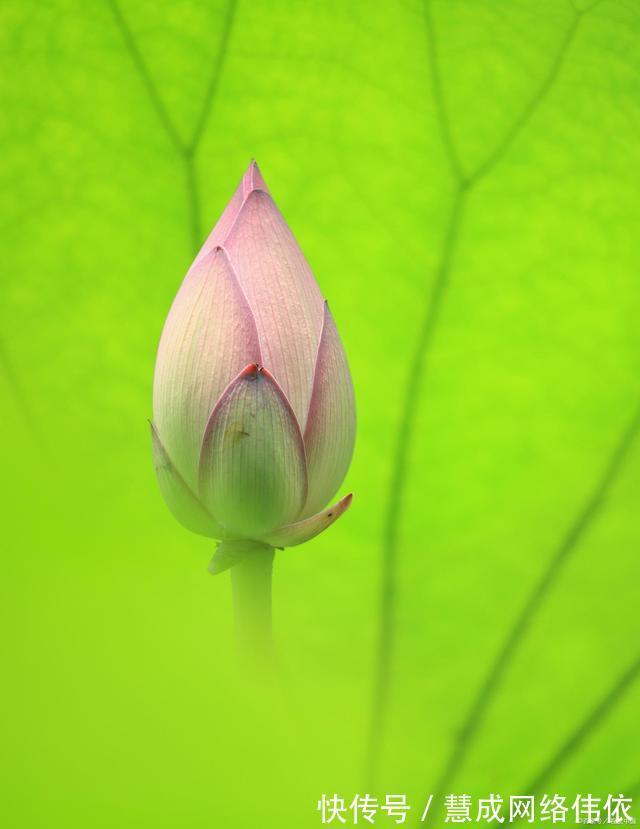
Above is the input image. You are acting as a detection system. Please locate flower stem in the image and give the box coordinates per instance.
[230,547,275,669]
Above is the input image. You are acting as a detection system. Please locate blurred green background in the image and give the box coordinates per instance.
[2,0,640,826]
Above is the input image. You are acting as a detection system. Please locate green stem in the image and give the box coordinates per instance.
[230,547,275,669]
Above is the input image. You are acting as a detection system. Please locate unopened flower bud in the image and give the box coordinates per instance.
[151,162,355,568]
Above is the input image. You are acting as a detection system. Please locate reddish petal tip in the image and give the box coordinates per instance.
[239,363,260,380]
[195,244,228,269]
[326,492,353,518]
[260,491,353,548]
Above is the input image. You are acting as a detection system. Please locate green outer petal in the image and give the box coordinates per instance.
[198,364,308,539]
[208,539,272,576]
[262,493,352,548]
[150,422,223,539]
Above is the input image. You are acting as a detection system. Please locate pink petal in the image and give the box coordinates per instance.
[301,303,356,517]
[224,189,325,430]
[198,364,308,538]
[153,247,261,490]
[150,422,223,538]
[262,493,353,548]
[196,160,268,263]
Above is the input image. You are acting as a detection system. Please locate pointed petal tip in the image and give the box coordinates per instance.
[238,187,272,216]
[261,492,353,548]
[243,159,268,196]
[325,491,353,519]
[189,244,227,275]
[240,362,260,380]
[197,244,228,265]
[240,363,297,403]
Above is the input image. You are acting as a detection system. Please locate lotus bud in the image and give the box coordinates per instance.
[151,162,355,572]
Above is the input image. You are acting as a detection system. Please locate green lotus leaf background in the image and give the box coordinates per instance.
[2,1,639,826]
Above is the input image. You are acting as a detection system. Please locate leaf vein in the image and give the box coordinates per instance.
[106,0,238,253]
[525,653,640,793]
[366,188,467,784]
[428,404,640,822]
[368,0,619,790]
[0,337,50,456]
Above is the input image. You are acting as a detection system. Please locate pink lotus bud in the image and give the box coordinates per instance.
[151,162,355,563]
